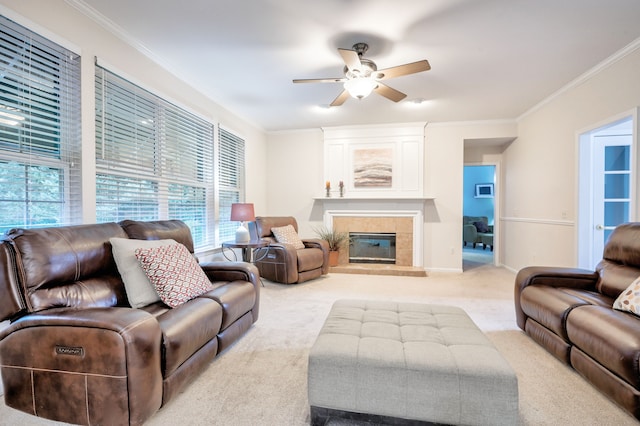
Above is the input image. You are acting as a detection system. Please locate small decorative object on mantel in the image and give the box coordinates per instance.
[325,181,331,197]
[339,180,344,197]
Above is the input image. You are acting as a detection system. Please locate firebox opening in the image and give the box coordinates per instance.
[349,232,396,264]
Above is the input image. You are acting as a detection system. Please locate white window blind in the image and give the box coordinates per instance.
[218,127,245,243]
[0,16,81,234]
[95,66,215,248]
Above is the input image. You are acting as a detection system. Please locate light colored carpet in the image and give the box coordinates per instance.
[463,245,494,271]
[0,265,638,425]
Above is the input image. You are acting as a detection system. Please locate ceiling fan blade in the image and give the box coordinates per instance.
[293,77,346,84]
[338,48,362,72]
[330,89,350,107]
[375,60,431,80]
[374,83,407,102]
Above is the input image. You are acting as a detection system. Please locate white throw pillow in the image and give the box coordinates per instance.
[271,224,305,249]
[110,237,178,308]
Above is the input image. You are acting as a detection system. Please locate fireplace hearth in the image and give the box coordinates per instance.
[349,232,396,264]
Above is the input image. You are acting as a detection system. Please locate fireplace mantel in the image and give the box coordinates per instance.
[313,196,434,201]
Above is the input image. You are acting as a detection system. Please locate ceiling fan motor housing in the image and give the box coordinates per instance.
[344,58,377,79]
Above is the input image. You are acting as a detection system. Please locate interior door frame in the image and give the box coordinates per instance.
[463,161,500,267]
[577,108,639,269]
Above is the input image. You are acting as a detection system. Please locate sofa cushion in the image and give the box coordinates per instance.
[520,285,591,339]
[595,260,640,299]
[271,224,305,249]
[613,276,640,316]
[110,237,178,308]
[203,281,257,329]
[155,297,223,377]
[567,305,640,388]
[135,243,214,308]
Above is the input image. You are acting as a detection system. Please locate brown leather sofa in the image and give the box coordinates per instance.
[253,216,329,284]
[0,219,260,425]
[515,222,640,420]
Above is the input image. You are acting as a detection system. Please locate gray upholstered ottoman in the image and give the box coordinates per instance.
[308,300,518,425]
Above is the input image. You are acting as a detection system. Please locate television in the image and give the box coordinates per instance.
[475,183,494,198]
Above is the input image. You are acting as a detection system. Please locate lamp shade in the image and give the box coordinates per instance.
[230,203,255,222]
[344,78,378,99]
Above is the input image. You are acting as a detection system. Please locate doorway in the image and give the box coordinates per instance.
[463,165,495,270]
[578,114,635,269]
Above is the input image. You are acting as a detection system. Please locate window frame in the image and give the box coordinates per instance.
[95,65,216,249]
[0,15,81,234]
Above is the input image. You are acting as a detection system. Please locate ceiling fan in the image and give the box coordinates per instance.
[293,42,430,106]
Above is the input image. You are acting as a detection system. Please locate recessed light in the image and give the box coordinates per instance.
[405,98,430,108]
[314,104,335,113]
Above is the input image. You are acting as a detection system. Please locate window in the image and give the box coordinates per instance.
[0,16,81,234]
[95,66,215,248]
[218,127,245,243]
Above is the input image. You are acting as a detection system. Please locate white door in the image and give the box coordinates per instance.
[592,135,631,259]
[578,116,633,269]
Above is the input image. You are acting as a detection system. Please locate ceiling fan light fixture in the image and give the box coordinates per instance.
[344,77,378,99]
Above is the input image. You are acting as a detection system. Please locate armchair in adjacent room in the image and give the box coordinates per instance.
[463,215,494,251]
[253,216,329,284]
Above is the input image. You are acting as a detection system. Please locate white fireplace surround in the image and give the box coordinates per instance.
[324,205,424,268]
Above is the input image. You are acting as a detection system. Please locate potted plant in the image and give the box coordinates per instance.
[313,225,350,267]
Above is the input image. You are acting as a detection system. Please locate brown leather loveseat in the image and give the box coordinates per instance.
[515,222,640,419]
[0,219,260,425]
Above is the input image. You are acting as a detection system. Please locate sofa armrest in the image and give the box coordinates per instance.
[200,261,260,285]
[200,261,260,321]
[514,266,598,330]
[253,242,299,283]
[463,224,478,242]
[302,238,329,252]
[0,307,163,425]
[302,238,330,274]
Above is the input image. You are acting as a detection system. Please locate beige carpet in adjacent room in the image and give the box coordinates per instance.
[0,264,637,425]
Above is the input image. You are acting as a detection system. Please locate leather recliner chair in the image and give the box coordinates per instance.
[253,216,329,284]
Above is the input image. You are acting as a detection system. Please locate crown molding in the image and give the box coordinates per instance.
[518,36,640,121]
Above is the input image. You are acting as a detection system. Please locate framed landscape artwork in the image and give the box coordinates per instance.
[353,147,393,188]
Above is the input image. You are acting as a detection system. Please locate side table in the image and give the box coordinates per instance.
[221,239,270,263]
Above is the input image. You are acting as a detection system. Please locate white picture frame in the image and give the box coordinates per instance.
[475,183,494,198]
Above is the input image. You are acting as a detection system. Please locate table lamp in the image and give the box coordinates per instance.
[230,203,255,243]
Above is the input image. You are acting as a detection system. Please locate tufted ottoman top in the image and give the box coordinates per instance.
[308,299,518,425]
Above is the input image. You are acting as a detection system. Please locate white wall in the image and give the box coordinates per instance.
[0,0,268,224]
[266,121,517,272]
[264,129,324,238]
[424,121,517,272]
[503,44,640,271]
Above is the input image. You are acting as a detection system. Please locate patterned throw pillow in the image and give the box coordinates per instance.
[271,224,305,250]
[110,237,178,308]
[613,276,640,316]
[135,243,214,308]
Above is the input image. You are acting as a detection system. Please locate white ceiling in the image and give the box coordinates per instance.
[73,0,640,132]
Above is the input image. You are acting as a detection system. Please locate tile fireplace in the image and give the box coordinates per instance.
[319,198,425,269]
